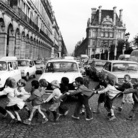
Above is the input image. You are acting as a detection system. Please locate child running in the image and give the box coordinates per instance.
[16,79,31,116]
[67,77,93,121]
[23,80,48,125]
[93,74,108,114]
[44,80,62,122]
[123,79,138,120]
[0,77,25,122]
[58,77,69,116]
[116,74,134,112]
[94,76,121,121]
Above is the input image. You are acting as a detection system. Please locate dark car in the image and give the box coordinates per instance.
[34,60,45,74]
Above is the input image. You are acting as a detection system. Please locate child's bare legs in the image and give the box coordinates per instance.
[25,106,48,124]
[37,106,48,121]
[14,111,22,121]
[28,108,36,121]
[6,110,16,119]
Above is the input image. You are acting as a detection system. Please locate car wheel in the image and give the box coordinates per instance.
[25,74,29,81]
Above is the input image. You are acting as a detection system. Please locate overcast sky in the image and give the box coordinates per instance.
[50,0,138,54]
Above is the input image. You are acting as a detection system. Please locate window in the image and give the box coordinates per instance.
[104,62,111,71]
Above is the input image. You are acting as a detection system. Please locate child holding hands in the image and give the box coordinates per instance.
[23,80,48,125]
[67,77,93,121]
[94,77,121,121]
[44,80,62,122]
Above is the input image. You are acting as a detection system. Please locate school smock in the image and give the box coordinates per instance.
[0,87,25,109]
[98,84,121,99]
[46,88,62,102]
[16,87,30,101]
[27,89,44,106]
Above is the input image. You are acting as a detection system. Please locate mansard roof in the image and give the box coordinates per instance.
[92,9,123,27]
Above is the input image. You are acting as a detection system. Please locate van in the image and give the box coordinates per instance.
[118,54,130,61]
[0,56,21,90]
[129,50,138,62]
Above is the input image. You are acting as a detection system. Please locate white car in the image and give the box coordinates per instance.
[39,59,82,91]
[101,60,138,84]
[0,56,21,90]
[17,59,36,81]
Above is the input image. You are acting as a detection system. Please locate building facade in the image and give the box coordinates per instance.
[86,6,126,60]
[0,0,67,59]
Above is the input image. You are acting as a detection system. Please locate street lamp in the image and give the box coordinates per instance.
[123,43,126,55]
[108,45,110,60]
[123,32,130,55]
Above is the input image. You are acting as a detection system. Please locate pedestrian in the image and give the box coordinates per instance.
[23,80,48,125]
[123,79,138,120]
[67,77,93,121]
[116,74,134,112]
[44,80,62,122]
[58,77,69,116]
[0,77,25,122]
[93,74,108,114]
[94,76,121,121]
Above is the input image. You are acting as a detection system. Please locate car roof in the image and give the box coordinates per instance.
[47,59,78,63]
[18,59,32,61]
[0,56,17,61]
[107,60,138,64]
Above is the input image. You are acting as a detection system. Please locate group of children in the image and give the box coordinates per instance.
[0,73,138,125]
[93,74,138,121]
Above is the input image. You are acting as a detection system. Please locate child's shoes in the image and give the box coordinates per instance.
[109,115,116,121]
[23,119,31,125]
[42,118,48,124]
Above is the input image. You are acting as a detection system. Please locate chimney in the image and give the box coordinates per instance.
[91,8,97,23]
[113,6,117,26]
[98,6,102,24]
[119,9,123,23]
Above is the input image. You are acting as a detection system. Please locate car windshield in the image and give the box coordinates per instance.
[18,60,29,66]
[112,63,138,72]
[0,61,7,71]
[45,61,78,72]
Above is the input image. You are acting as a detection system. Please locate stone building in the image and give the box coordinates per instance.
[0,0,67,59]
[86,6,126,60]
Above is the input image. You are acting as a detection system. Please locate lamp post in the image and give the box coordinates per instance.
[123,43,126,55]
[108,46,110,60]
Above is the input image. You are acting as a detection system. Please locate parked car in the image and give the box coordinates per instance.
[17,59,36,81]
[89,59,106,80]
[100,60,138,84]
[34,60,45,74]
[39,59,82,92]
[0,56,21,90]
[129,50,138,63]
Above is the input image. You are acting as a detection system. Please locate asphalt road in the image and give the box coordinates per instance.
[0,75,137,138]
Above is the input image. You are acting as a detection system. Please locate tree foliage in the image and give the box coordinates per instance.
[134,34,138,45]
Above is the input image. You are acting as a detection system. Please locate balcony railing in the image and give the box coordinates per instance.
[1,1,52,42]
[14,7,39,31]
[40,29,52,43]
